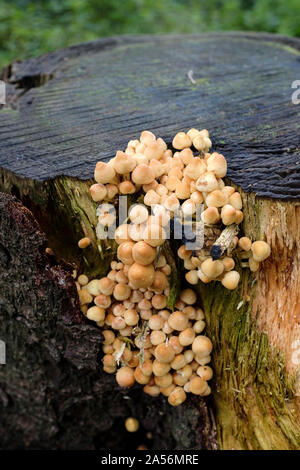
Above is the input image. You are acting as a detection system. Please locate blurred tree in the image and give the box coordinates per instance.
[0,0,299,67]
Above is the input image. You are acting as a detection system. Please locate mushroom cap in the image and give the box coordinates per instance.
[201,207,220,224]
[134,366,151,385]
[165,175,180,192]
[117,241,135,265]
[132,164,155,185]
[168,336,183,354]
[143,223,166,247]
[172,132,192,150]
[229,192,243,210]
[175,181,191,200]
[151,294,167,310]
[205,189,228,208]
[168,386,187,406]
[249,256,260,272]
[125,417,140,433]
[192,135,207,151]
[150,330,166,346]
[115,224,132,245]
[132,240,157,265]
[148,314,164,331]
[151,271,168,292]
[192,335,213,356]
[128,223,146,242]
[182,199,196,216]
[98,277,115,295]
[184,158,207,180]
[206,152,227,178]
[86,306,105,322]
[152,359,171,376]
[251,241,271,262]
[143,385,160,397]
[144,189,161,206]
[196,171,219,192]
[113,150,136,174]
[163,194,180,212]
[201,258,224,279]
[222,257,235,272]
[94,294,111,309]
[221,270,240,290]
[171,354,186,370]
[140,130,156,145]
[128,262,155,288]
[221,204,237,225]
[168,311,189,331]
[180,288,197,305]
[90,183,107,202]
[149,160,165,179]
[124,309,139,326]
[197,365,213,381]
[116,366,135,387]
[235,210,244,224]
[106,184,118,200]
[154,373,173,388]
[187,128,201,140]
[94,162,116,184]
[179,148,194,165]
[189,376,207,395]
[154,343,176,363]
[118,181,136,194]
[190,190,204,204]
[111,316,126,330]
[238,237,252,252]
[129,204,149,224]
[144,141,164,160]
[185,270,198,285]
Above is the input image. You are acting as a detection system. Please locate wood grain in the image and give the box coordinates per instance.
[1,33,300,199]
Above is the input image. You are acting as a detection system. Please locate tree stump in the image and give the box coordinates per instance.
[0,33,299,450]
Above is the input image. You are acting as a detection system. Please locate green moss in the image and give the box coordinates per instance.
[163,241,181,311]
[48,176,117,278]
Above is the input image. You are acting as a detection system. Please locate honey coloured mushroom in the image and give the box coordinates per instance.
[74,127,271,406]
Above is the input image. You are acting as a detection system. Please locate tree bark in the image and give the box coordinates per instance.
[0,33,300,450]
[0,192,217,450]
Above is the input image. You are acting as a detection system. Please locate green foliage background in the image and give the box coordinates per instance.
[0,0,299,66]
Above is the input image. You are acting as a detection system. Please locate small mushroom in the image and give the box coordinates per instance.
[132,164,155,185]
[221,270,240,289]
[113,151,136,174]
[128,262,155,288]
[206,152,227,178]
[172,132,192,150]
[90,183,107,202]
[251,240,271,262]
[94,162,116,184]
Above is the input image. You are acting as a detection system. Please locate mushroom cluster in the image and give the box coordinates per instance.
[77,264,213,406]
[90,129,271,290]
[75,128,271,406]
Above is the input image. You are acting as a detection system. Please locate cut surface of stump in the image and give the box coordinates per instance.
[0,33,300,450]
